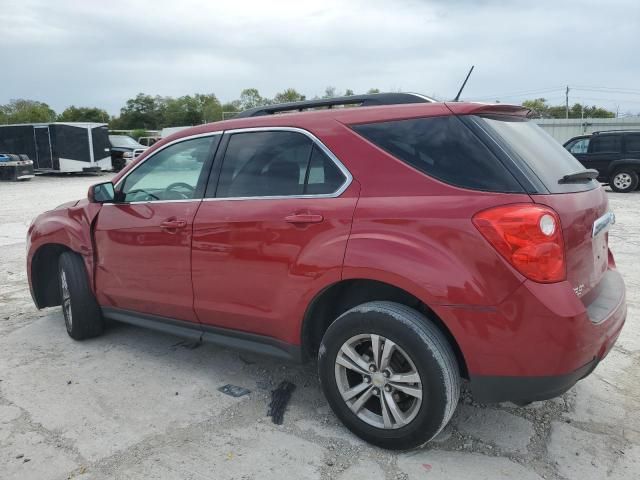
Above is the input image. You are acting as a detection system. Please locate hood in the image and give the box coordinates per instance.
[54,199,80,210]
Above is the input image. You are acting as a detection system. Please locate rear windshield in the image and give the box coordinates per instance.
[353,116,524,193]
[474,116,598,193]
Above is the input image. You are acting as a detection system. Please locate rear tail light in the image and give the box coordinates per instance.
[472,204,566,283]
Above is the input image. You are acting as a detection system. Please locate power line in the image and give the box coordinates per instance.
[473,86,565,100]
[572,85,640,95]
[571,95,640,105]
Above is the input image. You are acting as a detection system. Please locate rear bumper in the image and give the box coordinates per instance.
[437,267,626,403]
[470,358,599,404]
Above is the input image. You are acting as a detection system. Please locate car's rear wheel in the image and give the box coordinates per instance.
[610,169,638,193]
[58,252,104,340]
[318,301,460,450]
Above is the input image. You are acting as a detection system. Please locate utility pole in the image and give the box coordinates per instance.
[565,85,570,119]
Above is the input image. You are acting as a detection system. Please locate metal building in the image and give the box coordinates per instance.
[535,117,640,143]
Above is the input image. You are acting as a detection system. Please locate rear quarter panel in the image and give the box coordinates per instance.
[329,120,530,308]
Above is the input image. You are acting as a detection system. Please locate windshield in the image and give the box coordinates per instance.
[475,116,598,193]
[109,135,144,148]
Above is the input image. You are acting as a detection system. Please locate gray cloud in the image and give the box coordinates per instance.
[1,0,639,115]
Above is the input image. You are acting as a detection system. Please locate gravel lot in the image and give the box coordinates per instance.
[1,174,638,480]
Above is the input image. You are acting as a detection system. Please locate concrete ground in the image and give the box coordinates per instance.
[0,174,638,480]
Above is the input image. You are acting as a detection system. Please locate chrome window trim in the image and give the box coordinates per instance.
[113,131,223,192]
[102,199,201,206]
[204,126,353,202]
[109,126,353,205]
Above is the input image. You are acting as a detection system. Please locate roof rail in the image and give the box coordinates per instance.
[592,129,640,135]
[234,92,435,118]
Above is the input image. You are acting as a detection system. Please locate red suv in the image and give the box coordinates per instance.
[26,93,626,449]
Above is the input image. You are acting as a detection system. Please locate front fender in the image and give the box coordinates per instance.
[27,201,102,294]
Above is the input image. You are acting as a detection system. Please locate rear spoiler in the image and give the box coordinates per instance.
[445,102,531,117]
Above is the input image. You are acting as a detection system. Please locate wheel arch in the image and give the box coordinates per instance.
[607,159,640,177]
[301,278,469,378]
[30,243,75,308]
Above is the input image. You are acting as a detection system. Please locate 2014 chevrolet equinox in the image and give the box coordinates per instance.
[26,93,626,449]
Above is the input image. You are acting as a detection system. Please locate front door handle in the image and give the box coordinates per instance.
[160,219,187,231]
[284,213,324,224]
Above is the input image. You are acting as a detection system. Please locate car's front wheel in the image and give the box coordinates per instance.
[610,169,639,193]
[58,252,104,340]
[318,301,460,450]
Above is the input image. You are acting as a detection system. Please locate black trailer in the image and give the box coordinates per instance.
[0,123,112,172]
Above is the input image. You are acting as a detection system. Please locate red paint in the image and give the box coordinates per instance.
[191,185,359,343]
[27,101,626,385]
[93,202,201,322]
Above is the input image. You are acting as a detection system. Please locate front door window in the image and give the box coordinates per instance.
[121,136,216,202]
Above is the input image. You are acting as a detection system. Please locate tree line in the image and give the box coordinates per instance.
[1,88,616,130]
[522,98,615,119]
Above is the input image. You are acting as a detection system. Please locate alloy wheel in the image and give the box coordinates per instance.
[334,333,423,429]
[613,172,632,190]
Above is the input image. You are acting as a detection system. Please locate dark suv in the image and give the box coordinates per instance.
[564,130,640,192]
[27,93,625,449]
[109,135,148,171]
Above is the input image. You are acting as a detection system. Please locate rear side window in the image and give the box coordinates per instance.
[353,116,523,192]
[590,135,622,154]
[213,131,346,198]
[625,134,640,153]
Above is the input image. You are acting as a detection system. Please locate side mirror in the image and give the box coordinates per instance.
[88,182,115,203]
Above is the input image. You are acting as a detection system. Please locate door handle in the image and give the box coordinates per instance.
[284,213,324,224]
[160,219,187,231]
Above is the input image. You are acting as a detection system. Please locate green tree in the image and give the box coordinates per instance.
[195,93,223,123]
[239,88,270,110]
[367,88,381,94]
[118,93,165,129]
[1,99,56,123]
[523,98,615,119]
[58,106,109,123]
[130,129,148,140]
[221,100,241,120]
[323,86,337,98]
[344,89,355,96]
[273,88,305,104]
[522,98,550,117]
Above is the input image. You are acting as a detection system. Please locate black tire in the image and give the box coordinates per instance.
[318,301,460,450]
[111,156,125,172]
[609,169,639,193]
[58,252,104,340]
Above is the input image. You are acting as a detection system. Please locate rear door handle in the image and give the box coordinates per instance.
[284,213,324,224]
[160,219,187,231]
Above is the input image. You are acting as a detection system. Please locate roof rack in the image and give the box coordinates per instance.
[234,92,435,118]
[592,129,640,135]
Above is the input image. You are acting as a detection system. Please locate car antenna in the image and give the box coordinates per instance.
[452,65,475,102]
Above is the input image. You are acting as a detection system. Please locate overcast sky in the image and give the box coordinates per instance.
[1,0,639,116]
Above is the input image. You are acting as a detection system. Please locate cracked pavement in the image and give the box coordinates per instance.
[1,174,638,479]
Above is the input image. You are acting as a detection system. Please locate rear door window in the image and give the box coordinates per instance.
[353,116,523,192]
[589,135,622,154]
[213,131,347,198]
[625,134,640,153]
